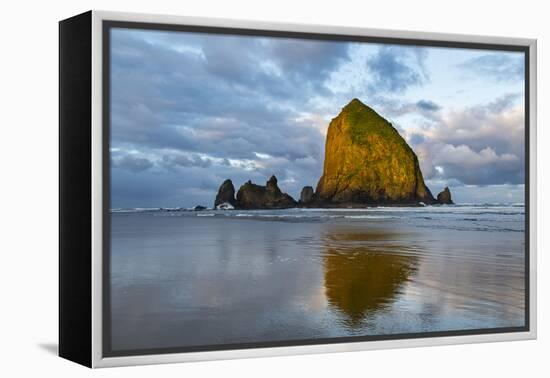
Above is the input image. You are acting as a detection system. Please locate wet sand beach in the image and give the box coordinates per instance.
[109,205,525,352]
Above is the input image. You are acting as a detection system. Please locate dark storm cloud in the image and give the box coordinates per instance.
[458,53,524,82]
[110,30,342,151]
[109,29,345,207]
[367,46,429,92]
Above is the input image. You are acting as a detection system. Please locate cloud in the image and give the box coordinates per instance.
[432,145,521,185]
[357,96,442,124]
[267,39,350,92]
[432,93,524,156]
[436,145,518,166]
[111,30,334,206]
[112,154,154,173]
[108,28,525,207]
[367,46,429,92]
[108,29,334,208]
[416,99,441,112]
[406,94,525,186]
[458,53,524,82]
[162,153,213,169]
[110,29,333,161]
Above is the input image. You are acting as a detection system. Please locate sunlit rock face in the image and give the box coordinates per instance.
[315,99,436,205]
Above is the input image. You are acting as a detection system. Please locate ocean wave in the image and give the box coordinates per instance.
[110,207,161,213]
[111,205,525,233]
[110,203,524,214]
[233,212,395,219]
[234,213,336,219]
[344,215,394,219]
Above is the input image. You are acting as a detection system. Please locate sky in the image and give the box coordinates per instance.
[109,28,526,208]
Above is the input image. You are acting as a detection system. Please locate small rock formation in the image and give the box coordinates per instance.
[436,187,453,204]
[299,186,314,204]
[315,98,436,205]
[214,179,236,208]
[192,205,207,211]
[236,175,297,209]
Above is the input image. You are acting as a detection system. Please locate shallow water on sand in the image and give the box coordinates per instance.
[109,205,525,352]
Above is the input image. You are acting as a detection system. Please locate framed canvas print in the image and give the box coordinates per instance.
[59,10,537,368]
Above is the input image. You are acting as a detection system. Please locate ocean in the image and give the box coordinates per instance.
[109,204,526,352]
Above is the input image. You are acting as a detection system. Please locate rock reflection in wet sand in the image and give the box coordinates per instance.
[322,231,418,328]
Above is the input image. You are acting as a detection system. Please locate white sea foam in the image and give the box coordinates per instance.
[344,215,394,219]
[110,207,161,213]
[216,202,235,210]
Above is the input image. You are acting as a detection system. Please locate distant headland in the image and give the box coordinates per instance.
[214,99,453,209]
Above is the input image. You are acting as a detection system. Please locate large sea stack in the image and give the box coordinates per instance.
[315,99,436,206]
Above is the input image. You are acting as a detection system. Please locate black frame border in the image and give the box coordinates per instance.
[59,11,93,367]
[102,20,531,358]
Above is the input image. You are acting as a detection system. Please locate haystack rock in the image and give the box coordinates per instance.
[214,179,236,209]
[315,99,436,205]
[299,186,314,204]
[436,187,454,204]
[236,175,297,209]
